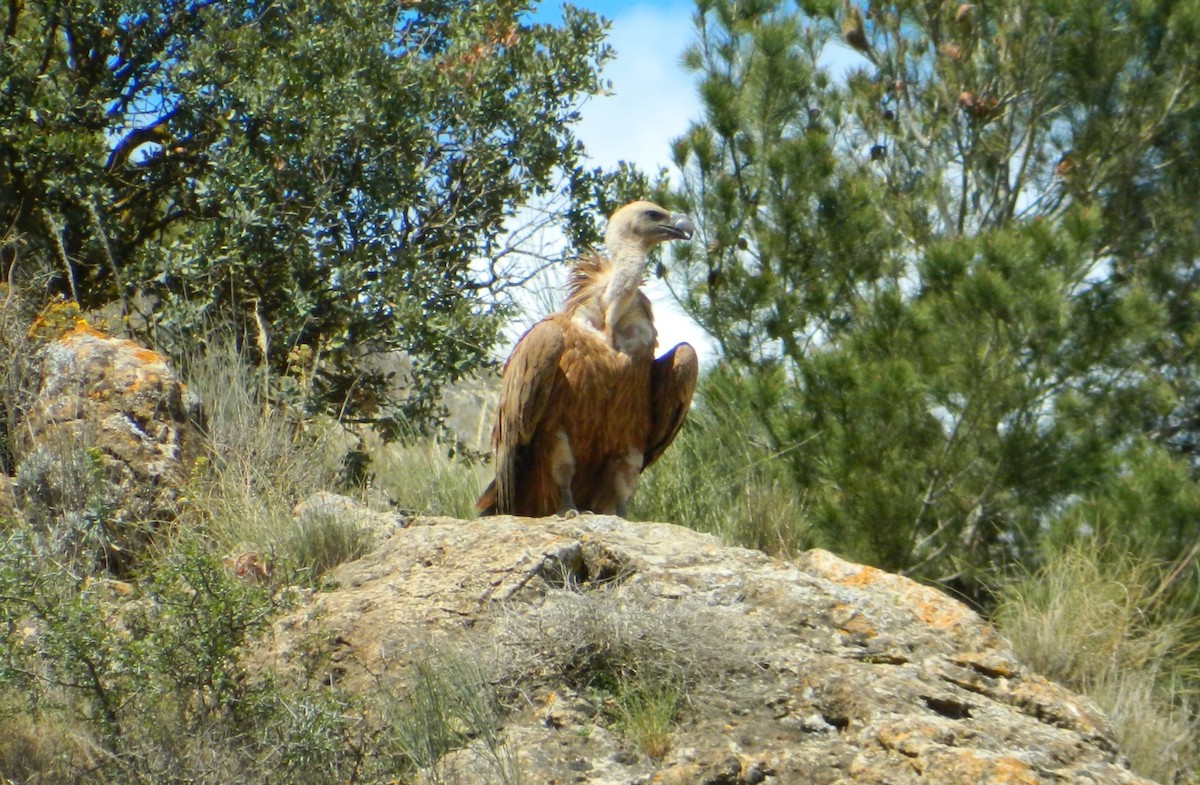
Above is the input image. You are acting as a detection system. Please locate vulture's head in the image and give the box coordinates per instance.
[605,201,695,256]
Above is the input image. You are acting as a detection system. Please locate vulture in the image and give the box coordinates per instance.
[477,201,699,518]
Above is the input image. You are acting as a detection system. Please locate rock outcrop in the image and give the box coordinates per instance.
[0,309,1161,783]
[256,505,1155,785]
[12,323,202,570]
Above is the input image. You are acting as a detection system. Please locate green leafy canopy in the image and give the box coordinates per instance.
[1,0,623,436]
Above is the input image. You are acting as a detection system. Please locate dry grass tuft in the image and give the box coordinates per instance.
[0,710,101,783]
[631,395,810,558]
[993,544,1200,783]
[387,649,523,784]
[610,680,681,760]
[492,582,750,758]
[368,435,488,520]
[493,583,738,692]
[0,283,43,477]
[178,336,353,578]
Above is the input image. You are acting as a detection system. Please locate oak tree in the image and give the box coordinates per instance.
[1,0,616,435]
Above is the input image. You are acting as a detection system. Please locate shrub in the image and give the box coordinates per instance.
[12,434,132,571]
[0,527,466,784]
[0,530,285,782]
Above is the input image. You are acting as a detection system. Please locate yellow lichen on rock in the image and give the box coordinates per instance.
[26,298,109,342]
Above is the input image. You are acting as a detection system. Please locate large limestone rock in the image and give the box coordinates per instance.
[257,506,1154,785]
[13,323,202,570]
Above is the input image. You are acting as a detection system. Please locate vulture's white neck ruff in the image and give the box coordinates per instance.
[598,237,650,349]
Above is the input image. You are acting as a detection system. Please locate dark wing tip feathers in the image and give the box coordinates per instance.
[644,342,699,471]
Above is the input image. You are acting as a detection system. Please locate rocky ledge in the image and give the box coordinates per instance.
[254,507,1154,785]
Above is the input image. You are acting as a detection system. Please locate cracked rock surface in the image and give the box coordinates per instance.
[254,507,1156,785]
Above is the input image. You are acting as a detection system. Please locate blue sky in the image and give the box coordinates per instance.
[526,0,714,359]
[556,0,701,175]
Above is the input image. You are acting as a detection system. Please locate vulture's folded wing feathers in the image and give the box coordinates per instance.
[483,319,566,515]
[644,342,699,471]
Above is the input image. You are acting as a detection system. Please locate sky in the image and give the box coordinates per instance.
[568,0,700,176]
[522,0,716,364]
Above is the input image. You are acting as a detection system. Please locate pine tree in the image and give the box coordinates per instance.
[665,0,1200,586]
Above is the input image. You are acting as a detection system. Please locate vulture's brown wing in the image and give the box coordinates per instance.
[479,318,566,515]
[643,342,698,471]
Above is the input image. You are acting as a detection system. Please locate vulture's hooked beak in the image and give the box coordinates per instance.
[662,213,695,241]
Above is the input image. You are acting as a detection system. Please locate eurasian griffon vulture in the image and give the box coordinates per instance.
[477,201,699,518]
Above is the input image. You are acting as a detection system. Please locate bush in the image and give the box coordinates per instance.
[12,433,133,571]
[0,527,525,784]
[0,531,295,783]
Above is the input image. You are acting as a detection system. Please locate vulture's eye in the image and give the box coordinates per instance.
[645,209,667,222]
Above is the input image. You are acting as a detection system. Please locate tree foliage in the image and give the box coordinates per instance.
[666,0,1200,587]
[1,0,617,436]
